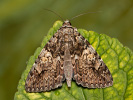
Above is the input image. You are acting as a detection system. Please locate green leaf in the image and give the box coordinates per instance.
[14,21,133,100]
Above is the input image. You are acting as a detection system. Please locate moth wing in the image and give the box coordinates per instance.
[73,34,113,88]
[25,36,64,92]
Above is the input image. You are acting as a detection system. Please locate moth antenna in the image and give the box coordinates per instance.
[70,11,102,21]
[44,9,64,21]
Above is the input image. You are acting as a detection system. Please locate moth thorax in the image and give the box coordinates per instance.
[63,28,74,35]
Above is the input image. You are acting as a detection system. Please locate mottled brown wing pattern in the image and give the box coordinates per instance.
[73,34,113,88]
[25,34,64,92]
[25,20,113,93]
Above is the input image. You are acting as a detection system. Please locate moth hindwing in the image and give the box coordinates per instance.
[25,20,113,92]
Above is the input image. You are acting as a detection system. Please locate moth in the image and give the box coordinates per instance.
[25,20,113,92]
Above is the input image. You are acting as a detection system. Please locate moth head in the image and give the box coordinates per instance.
[62,20,72,27]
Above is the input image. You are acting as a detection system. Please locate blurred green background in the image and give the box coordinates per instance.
[0,0,133,100]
